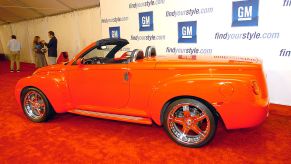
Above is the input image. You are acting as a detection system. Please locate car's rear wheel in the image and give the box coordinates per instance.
[21,87,55,122]
[163,98,217,148]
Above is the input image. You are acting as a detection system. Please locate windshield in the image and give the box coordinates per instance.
[81,44,130,65]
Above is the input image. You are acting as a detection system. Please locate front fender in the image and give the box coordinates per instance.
[148,74,258,127]
[15,72,72,113]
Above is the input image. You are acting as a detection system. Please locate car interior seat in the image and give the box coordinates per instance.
[130,49,144,62]
[145,46,156,58]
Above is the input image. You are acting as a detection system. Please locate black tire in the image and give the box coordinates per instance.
[21,87,55,122]
[163,98,217,148]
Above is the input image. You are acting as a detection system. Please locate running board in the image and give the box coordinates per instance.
[68,109,152,125]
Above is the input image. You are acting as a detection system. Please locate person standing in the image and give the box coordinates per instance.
[33,36,47,68]
[43,31,57,65]
[7,35,21,72]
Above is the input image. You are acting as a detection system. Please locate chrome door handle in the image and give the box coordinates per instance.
[124,71,129,81]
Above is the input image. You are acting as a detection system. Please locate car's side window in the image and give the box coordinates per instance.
[83,48,106,60]
[82,46,113,65]
[81,45,129,65]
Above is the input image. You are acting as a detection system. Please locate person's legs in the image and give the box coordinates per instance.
[10,53,16,72]
[34,54,38,68]
[43,55,48,66]
[48,57,56,65]
[42,54,48,67]
[39,54,46,67]
[35,53,41,68]
[15,52,20,71]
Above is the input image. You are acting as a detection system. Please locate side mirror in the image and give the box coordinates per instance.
[76,58,83,65]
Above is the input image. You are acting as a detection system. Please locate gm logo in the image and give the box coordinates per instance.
[139,11,153,31]
[178,21,197,43]
[232,0,259,27]
[109,26,120,39]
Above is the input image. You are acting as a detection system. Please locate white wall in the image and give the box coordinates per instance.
[0,7,102,63]
[0,39,3,54]
[100,0,291,106]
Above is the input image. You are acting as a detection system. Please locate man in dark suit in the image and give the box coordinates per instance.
[43,31,58,65]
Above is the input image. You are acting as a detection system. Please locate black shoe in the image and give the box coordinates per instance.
[10,70,14,73]
[17,70,20,73]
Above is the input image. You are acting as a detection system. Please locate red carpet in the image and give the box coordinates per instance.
[0,61,290,163]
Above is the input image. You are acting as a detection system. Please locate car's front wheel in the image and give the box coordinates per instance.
[163,98,217,148]
[21,87,55,122]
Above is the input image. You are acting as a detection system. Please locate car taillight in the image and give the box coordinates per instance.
[251,81,261,95]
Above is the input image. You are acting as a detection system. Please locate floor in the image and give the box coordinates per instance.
[0,61,290,163]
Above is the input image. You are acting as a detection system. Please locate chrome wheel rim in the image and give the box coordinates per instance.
[167,103,210,145]
[24,91,46,119]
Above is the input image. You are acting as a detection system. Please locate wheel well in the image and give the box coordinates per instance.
[160,95,220,125]
[20,86,55,112]
[20,86,44,100]
[21,86,37,100]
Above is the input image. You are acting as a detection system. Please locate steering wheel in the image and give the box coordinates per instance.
[92,57,104,64]
[84,57,104,64]
[83,59,92,64]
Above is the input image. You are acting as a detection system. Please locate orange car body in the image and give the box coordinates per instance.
[15,42,269,129]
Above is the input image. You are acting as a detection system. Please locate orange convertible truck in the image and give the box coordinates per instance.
[15,38,269,147]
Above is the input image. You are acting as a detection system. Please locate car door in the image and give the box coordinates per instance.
[67,46,130,110]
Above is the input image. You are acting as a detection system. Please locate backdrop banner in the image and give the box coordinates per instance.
[100,0,291,106]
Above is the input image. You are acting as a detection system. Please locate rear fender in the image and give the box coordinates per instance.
[148,74,255,126]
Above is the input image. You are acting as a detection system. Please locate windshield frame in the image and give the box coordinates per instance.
[71,38,129,65]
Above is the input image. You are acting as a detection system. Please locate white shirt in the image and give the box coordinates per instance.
[7,39,21,52]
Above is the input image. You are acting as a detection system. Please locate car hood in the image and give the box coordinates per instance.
[33,64,66,75]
